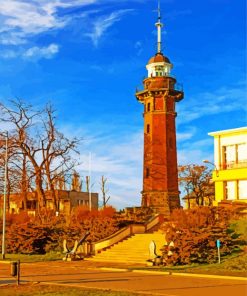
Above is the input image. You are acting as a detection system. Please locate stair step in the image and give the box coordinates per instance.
[91,230,165,264]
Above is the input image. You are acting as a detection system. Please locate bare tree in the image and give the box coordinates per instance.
[100,175,110,208]
[0,134,32,211]
[85,176,90,192]
[41,104,79,210]
[0,100,80,212]
[0,100,47,209]
[71,171,82,192]
[178,164,215,207]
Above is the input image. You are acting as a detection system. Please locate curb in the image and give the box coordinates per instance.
[94,266,247,281]
[100,267,129,272]
[131,269,247,281]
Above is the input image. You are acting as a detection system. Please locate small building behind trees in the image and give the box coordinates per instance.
[6,189,98,216]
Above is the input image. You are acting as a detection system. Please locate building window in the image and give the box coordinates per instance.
[146,168,150,178]
[238,180,247,199]
[77,200,82,206]
[27,200,37,210]
[147,103,151,112]
[237,143,247,163]
[225,181,235,200]
[47,200,54,209]
[147,124,150,133]
[223,143,247,169]
[224,145,235,167]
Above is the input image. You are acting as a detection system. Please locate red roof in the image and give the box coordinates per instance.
[148,53,171,64]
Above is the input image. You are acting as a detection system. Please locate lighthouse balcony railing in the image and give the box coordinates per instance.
[143,72,177,80]
[136,77,183,93]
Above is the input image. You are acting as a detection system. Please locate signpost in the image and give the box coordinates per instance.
[216,239,221,264]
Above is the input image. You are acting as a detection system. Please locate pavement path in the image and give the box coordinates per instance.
[0,260,246,296]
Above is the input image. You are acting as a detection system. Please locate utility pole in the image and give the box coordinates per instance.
[1,132,8,260]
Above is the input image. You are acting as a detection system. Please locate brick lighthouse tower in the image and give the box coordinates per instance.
[135,4,183,217]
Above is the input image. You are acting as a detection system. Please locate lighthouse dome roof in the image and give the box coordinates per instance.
[147,53,171,65]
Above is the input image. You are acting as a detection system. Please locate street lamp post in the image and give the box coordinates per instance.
[203,159,219,177]
[1,132,8,260]
[88,152,92,211]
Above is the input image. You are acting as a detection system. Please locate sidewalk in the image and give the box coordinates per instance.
[0,260,246,296]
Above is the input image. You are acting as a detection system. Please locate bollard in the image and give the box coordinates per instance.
[11,261,18,276]
[10,260,20,285]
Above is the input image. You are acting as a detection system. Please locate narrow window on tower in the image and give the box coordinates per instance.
[147,103,151,112]
[146,168,150,178]
[147,124,150,133]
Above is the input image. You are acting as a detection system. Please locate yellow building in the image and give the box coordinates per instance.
[208,127,247,205]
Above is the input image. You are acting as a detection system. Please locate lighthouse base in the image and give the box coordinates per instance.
[141,190,180,217]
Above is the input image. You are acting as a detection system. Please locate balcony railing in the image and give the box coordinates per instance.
[136,75,183,93]
[220,161,247,170]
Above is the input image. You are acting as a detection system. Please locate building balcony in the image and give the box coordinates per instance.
[212,165,247,182]
[136,76,183,100]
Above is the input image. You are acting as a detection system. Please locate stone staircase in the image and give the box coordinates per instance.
[88,231,165,264]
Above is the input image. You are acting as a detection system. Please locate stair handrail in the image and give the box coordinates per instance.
[145,214,162,231]
[90,214,162,255]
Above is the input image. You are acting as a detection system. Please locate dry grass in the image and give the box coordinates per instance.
[131,253,247,277]
[0,283,143,296]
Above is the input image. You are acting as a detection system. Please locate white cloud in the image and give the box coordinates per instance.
[0,43,59,60]
[0,0,97,45]
[85,9,133,47]
[23,43,59,60]
[178,139,213,166]
[59,124,143,209]
[177,84,247,125]
[0,49,19,59]
[0,32,27,45]
[135,41,143,56]
[177,126,197,142]
[0,1,134,48]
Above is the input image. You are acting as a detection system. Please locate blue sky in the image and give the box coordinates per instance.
[0,0,246,209]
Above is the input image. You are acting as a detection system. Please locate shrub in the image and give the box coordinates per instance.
[223,253,247,271]
[0,207,119,254]
[161,207,242,266]
[229,219,247,242]
[6,211,31,225]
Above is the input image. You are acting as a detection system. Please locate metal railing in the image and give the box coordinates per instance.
[220,161,247,170]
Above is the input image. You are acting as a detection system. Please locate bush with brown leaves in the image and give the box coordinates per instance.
[0,206,118,254]
[161,207,242,265]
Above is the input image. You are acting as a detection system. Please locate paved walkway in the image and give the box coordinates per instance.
[0,260,246,296]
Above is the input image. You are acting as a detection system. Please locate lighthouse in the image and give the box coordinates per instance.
[135,4,183,217]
